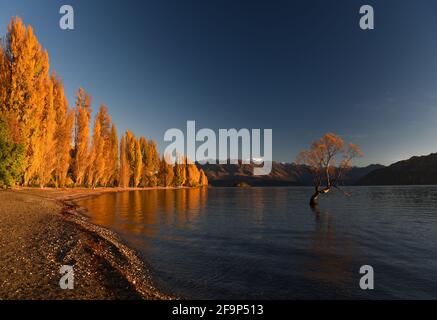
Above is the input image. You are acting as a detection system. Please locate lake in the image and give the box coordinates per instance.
[76,186,437,299]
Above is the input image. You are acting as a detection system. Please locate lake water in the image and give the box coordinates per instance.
[77,186,437,299]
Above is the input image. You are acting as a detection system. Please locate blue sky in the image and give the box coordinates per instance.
[1,0,437,165]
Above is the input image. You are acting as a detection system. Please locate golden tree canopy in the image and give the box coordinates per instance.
[296,133,363,189]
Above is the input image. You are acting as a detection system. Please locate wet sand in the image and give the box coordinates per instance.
[0,188,174,300]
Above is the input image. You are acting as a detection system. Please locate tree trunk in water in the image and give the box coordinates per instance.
[309,186,330,207]
[310,187,320,207]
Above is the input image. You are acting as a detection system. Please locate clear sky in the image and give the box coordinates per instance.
[1,0,437,166]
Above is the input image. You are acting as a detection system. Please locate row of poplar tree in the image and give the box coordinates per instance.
[0,17,208,188]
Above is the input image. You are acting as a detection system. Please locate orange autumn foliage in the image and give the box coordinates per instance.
[296,133,363,205]
[0,16,207,188]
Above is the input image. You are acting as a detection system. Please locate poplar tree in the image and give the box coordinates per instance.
[37,75,56,187]
[119,134,129,188]
[105,124,119,186]
[52,74,74,187]
[0,45,7,110]
[186,163,201,187]
[73,88,92,186]
[88,105,112,187]
[199,169,208,186]
[125,130,135,186]
[88,115,102,186]
[139,136,148,186]
[133,138,143,187]
[159,154,174,187]
[142,139,160,187]
[173,155,187,187]
[2,17,50,185]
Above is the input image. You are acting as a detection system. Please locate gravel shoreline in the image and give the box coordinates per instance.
[0,188,173,300]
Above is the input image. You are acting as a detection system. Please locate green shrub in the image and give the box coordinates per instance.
[0,117,24,187]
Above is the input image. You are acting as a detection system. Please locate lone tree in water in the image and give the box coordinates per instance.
[296,133,363,207]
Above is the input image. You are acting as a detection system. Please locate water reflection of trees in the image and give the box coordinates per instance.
[174,187,207,227]
[305,206,355,288]
[84,188,208,237]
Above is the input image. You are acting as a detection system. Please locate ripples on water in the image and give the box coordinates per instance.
[77,186,437,299]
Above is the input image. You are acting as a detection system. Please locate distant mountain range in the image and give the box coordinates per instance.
[197,161,385,187]
[357,153,437,185]
[199,152,437,187]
